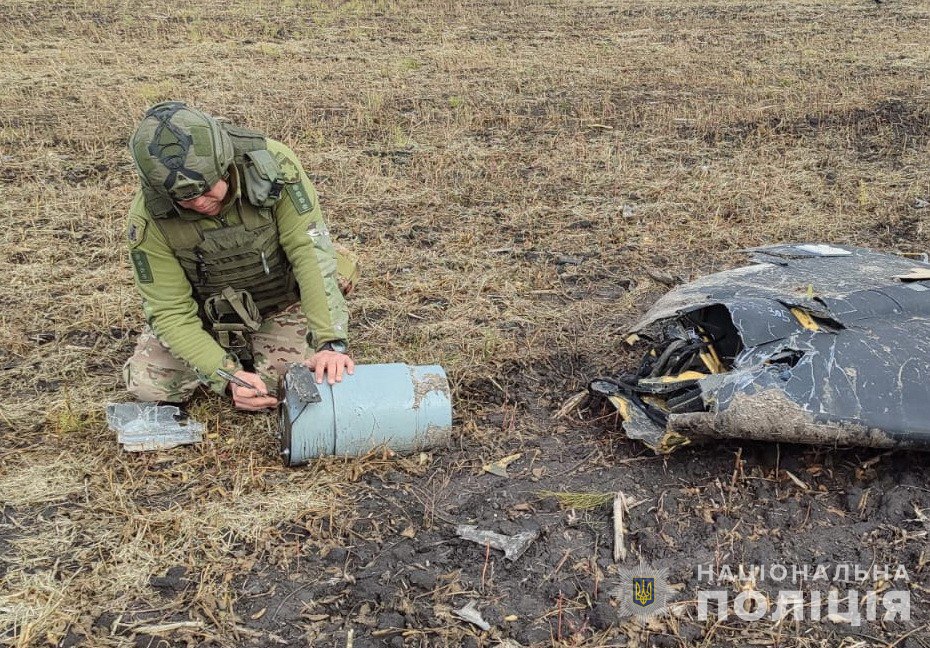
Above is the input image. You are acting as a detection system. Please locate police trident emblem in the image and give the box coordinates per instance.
[633,577,655,607]
[613,564,671,621]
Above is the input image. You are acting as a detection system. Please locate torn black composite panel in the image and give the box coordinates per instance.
[619,244,930,451]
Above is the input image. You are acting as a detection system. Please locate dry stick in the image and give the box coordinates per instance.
[887,623,930,648]
[592,535,600,599]
[613,491,627,562]
[270,582,314,621]
[729,447,743,488]
[541,548,574,591]
[481,540,491,591]
[134,621,205,635]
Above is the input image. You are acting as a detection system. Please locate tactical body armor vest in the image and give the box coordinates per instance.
[140,125,299,317]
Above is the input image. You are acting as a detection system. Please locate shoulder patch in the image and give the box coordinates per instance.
[127,214,148,249]
[286,183,314,214]
[131,250,154,284]
[273,151,301,184]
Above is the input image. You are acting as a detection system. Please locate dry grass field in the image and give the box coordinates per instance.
[1,0,929,646]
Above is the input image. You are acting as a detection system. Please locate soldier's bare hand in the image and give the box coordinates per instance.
[305,352,355,385]
[228,370,278,411]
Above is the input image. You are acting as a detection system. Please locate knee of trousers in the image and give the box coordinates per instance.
[122,357,200,403]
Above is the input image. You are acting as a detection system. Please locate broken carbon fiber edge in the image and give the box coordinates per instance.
[593,244,930,452]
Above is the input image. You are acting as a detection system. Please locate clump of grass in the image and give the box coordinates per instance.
[537,490,614,510]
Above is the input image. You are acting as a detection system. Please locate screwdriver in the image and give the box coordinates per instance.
[216,368,271,398]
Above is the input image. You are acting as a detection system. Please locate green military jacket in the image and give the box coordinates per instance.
[126,139,348,394]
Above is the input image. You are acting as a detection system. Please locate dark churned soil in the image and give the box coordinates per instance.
[224,396,930,647]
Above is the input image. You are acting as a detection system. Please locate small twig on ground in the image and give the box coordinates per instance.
[481,540,491,591]
[592,535,600,599]
[549,548,573,581]
[133,621,204,635]
[552,450,599,478]
[270,582,314,621]
[729,447,743,488]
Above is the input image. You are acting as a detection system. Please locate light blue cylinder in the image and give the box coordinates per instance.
[279,363,453,465]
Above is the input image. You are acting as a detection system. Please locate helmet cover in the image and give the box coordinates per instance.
[130,101,234,201]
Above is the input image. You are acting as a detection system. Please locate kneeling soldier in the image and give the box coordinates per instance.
[123,101,358,411]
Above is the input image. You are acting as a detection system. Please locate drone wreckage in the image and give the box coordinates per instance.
[591,244,930,452]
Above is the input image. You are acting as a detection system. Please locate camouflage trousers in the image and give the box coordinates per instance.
[123,246,359,403]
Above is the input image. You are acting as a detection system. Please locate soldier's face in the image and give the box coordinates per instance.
[177,178,229,217]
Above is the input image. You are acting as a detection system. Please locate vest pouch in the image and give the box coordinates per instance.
[203,287,264,357]
[243,149,285,208]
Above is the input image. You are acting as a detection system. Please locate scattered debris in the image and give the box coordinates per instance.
[554,391,587,419]
[645,268,684,287]
[784,470,810,491]
[453,600,491,631]
[107,403,203,452]
[455,525,539,561]
[555,255,584,266]
[400,525,417,539]
[28,331,56,344]
[592,244,930,451]
[483,452,523,477]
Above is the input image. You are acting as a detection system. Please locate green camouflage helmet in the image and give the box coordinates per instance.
[129,101,233,201]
